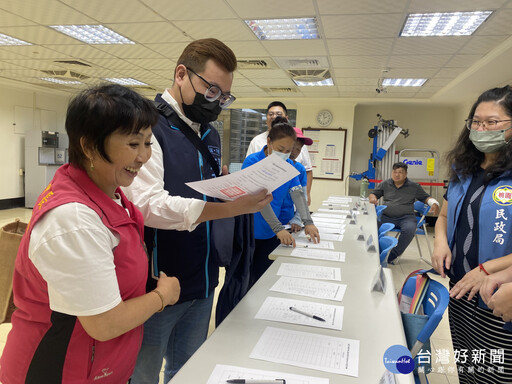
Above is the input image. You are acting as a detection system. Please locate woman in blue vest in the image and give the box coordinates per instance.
[432,85,512,383]
[243,118,320,285]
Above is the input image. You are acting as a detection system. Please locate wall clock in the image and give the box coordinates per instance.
[317,110,333,127]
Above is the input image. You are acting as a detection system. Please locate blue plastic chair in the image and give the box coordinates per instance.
[378,222,395,239]
[375,205,387,221]
[390,201,432,265]
[378,235,398,267]
[401,276,449,383]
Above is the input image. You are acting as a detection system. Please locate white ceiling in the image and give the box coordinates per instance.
[0,0,511,104]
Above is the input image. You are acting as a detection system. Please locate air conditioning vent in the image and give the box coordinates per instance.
[54,60,91,67]
[287,69,331,82]
[40,70,90,80]
[274,57,329,69]
[261,87,298,93]
[237,58,277,69]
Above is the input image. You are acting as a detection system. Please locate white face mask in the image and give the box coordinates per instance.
[270,144,291,161]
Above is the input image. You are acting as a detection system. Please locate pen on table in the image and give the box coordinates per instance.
[289,306,326,322]
[226,379,286,384]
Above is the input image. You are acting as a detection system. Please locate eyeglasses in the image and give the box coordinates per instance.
[187,68,236,108]
[267,112,284,118]
[465,119,512,131]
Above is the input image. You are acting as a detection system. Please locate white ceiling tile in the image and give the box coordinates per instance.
[225,41,269,58]
[61,0,165,23]
[0,9,35,27]
[385,68,440,77]
[94,44,165,59]
[1,58,68,70]
[262,40,327,57]
[145,42,192,60]
[227,0,315,18]
[84,58,143,71]
[232,76,257,87]
[318,0,409,14]
[460,35,508,54]
[238,68,290,80]
[445,54,483,68]
[337,77,377,86]
[407,0,506,12]
[388,55,451,68]
[1,0,95,25]
[299,87,339,96]
[41,44,113,60]
[252,78,296,87]
[105,23,191,44]
[125,58,175,70]
[0,45,70,60]
[392,37,469,55]
[333,68,383,77]
[0,48,36,60]
[436,68,466,78]
[231,88,268,97]
[173,20,255,41]
[327,38,394,56]
[142,0,237,20]
[331,55,388,68]
[322,14,403,39]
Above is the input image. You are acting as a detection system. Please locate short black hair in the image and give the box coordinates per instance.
[266,101,287,115]
[268,116,296,141]
[393,162,408,171]
[66,84,158,168]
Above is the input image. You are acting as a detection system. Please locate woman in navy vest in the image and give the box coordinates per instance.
[432,85,512,383]
[243,118,320,286]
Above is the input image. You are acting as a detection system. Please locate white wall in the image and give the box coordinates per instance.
[0,82,69,200]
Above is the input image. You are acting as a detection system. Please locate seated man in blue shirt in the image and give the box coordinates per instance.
[369,162,439,264]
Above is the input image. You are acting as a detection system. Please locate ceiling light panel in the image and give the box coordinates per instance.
[400,11,493,37]
[0,33,31,46]
[245,18,319,40]
[40,77,82,85]
[50,25,134,44]
[103,77,148,86]
[382,78,427,87]
[293,78,334,87]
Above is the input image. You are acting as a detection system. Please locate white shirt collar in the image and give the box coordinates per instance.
[161,89,201,135]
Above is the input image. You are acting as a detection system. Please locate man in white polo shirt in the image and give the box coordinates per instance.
[246,101,313,204]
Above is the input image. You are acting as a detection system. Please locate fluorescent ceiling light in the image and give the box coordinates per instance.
[103,78,148,86]
[50,25,134,44]
[383,78,427,87]
[293,78,334,87]
[40,77,82,85]
[0,33,31,46]
[245,18,319,40]
[401,11,492,36]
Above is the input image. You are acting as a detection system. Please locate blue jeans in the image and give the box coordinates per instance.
[380,214,417,261]
[130,295,214,384]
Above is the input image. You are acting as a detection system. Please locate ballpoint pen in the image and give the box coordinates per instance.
[226,379,286,384]
[289,306,326,322]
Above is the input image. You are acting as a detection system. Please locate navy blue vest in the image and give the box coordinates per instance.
[144,95,222,302]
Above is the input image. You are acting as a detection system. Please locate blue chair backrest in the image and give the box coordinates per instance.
[401,276,449,344]
[413,201,430,228]
[375,205,387,220]
[378,222,395,238]
[379,235,398,264]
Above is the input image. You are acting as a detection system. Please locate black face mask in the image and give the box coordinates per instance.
[181,90,222,124]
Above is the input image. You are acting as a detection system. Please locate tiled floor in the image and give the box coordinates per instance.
[0,208,458,383]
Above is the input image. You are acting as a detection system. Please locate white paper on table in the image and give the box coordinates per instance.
[206,364,329,384]
[255,296,344,330]
[315,225,345,235]
[281,239,334,250]
[322,203,350,208]
[277,262,341,281]
[250,326,360,377]
[318,208,348,213]
[312,218,345,226]
[185,153,299,200]
[298,231,344,242]
[270,276,347,301]
[290,247,346,262]
[312,212,347,219]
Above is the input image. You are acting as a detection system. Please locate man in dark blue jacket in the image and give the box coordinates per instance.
[125,38,240,383]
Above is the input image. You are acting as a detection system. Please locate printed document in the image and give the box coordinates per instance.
[290,248,345,262]
[185,153,299,200]
[250,327,360,377]
[255,296,344,330]
[277,262,342,281]
[299,232,344,242]
[270,276,347,301]
[207,364,329,384]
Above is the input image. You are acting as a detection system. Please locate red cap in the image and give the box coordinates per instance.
[293,127,313,145]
